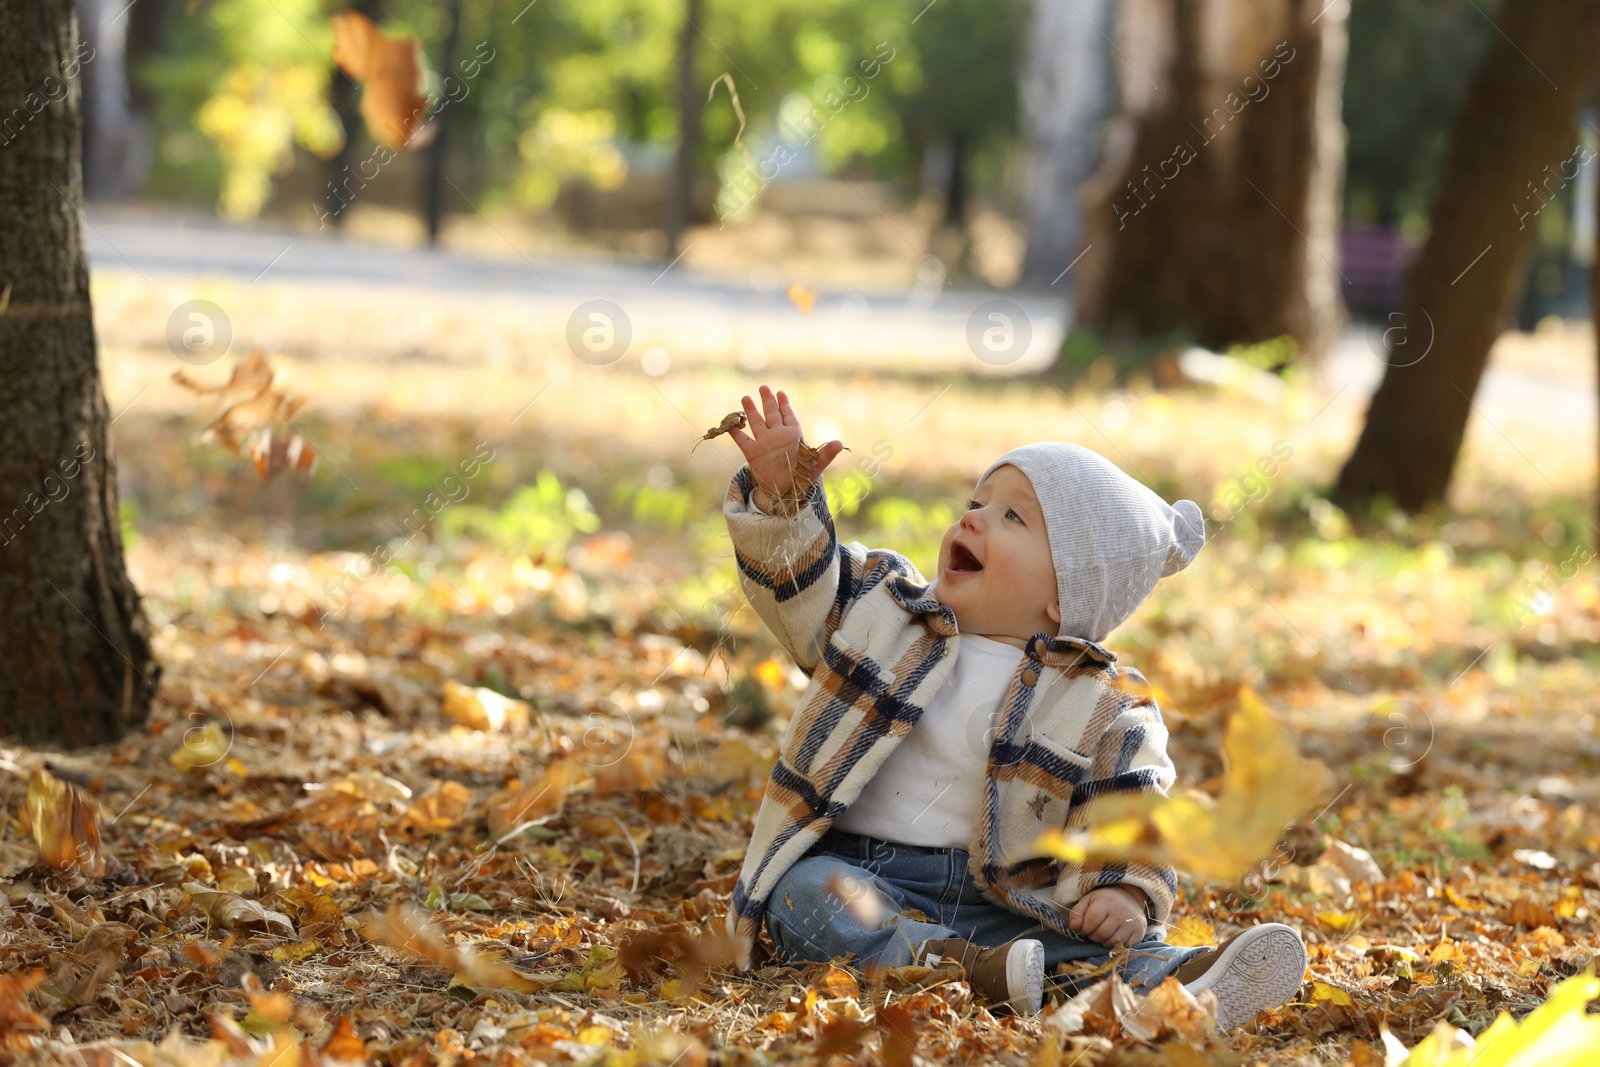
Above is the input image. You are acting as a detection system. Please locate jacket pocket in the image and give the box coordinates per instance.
[991,733,1096,868]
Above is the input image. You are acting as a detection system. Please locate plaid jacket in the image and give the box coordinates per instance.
[722,466,1181,968]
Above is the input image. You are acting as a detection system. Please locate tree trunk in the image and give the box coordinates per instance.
[662,0,703,261]
[422,0,463,245]
[325,0,384,230]
[1076,0,1346,360]
[0,0,160,747]
[1017,0,1114,287]
[1333,0,1598,516]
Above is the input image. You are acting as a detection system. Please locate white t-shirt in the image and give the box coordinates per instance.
[833,633,1024,848]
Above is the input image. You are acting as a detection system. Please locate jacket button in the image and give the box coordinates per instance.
[1021,666,1040,687]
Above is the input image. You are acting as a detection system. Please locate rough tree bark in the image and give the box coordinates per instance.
[1017,0,1114,287]
[1076,0,1347,360]
[0,0,161,746]
[1333,0,1599,516]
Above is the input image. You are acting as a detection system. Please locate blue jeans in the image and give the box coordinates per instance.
[765,828,1206,994]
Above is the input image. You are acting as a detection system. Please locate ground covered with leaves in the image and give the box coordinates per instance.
[3,277,1599,1065]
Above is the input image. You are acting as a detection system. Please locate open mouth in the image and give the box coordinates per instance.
[948,542,984,573]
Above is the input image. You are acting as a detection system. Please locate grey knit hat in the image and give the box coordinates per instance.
[977,443,1206,644]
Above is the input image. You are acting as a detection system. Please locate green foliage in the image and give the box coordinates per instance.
[132,0,1034,221]
[437,470,600,558]
[1224,334,1298,374]
[861,495,956,577]
[142,0,340,218]
[609,480,698,532]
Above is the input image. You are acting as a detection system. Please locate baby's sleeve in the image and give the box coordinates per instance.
[723,465,875,676]
[1050,679,1180,926]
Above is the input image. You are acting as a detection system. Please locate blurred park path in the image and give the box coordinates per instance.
[85,207,1595,432]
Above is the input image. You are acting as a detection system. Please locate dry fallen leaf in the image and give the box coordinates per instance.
[400,780,474,835]
[319,1016,367,1061]
[487,759,580,839]
[24,768,101,874]
[364,904,555,993]
[331,11,432,150]
[183,882,297,938]
[441,679,531,732]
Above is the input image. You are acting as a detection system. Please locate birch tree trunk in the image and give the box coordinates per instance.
[1017,0,1115,287]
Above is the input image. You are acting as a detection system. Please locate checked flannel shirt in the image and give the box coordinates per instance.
[721,465,1182,969]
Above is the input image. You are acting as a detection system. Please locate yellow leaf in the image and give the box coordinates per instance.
[753,657,788,690]
[1394,971,1600,1065]
[24,770,100,874]
[1165,916,1215,948]
[576,1025,613,1046]
[487,760,580,839]
[1311,981,1353,1006]
[1517,957,1542,978]
[400,780,474,834]
[171,721,232,768]
[268,939,324,963]
[785,282,817,315]
[1032,685,1331,884]
[818,965,860,999]
[442,679,530,732]
[1318,911,1362,933]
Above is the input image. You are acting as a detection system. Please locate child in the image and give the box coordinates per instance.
[721,386,1306,1028]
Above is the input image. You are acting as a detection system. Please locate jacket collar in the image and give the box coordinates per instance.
[887,574,1119,667]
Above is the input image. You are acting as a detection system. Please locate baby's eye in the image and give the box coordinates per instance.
[965,498,982,511]
[1006,508,1023,523]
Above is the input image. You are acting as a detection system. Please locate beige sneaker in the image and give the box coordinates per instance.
[915,936,1045,1014]
[1175,923,1307,1031]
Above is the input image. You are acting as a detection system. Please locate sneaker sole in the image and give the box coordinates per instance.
[1183,924,1306,1031]
[1004,938,1045,1014]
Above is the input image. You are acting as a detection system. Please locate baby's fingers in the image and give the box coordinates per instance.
[741,393,766,433]
[812,440,846,475]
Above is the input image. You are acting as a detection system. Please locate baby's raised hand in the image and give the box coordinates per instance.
[727,385,845,508]
[1069,885,1149,948]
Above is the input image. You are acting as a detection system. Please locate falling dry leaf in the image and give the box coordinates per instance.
[1384,970,1600,1066]
[331,11,432,150]
[24,768,101,874]
[172,350,317,480]
[827,868,883,927]
[617,924,737,990]
[0,971,48,1053]
[785,282,817,315]
[1033,685,1331,883]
